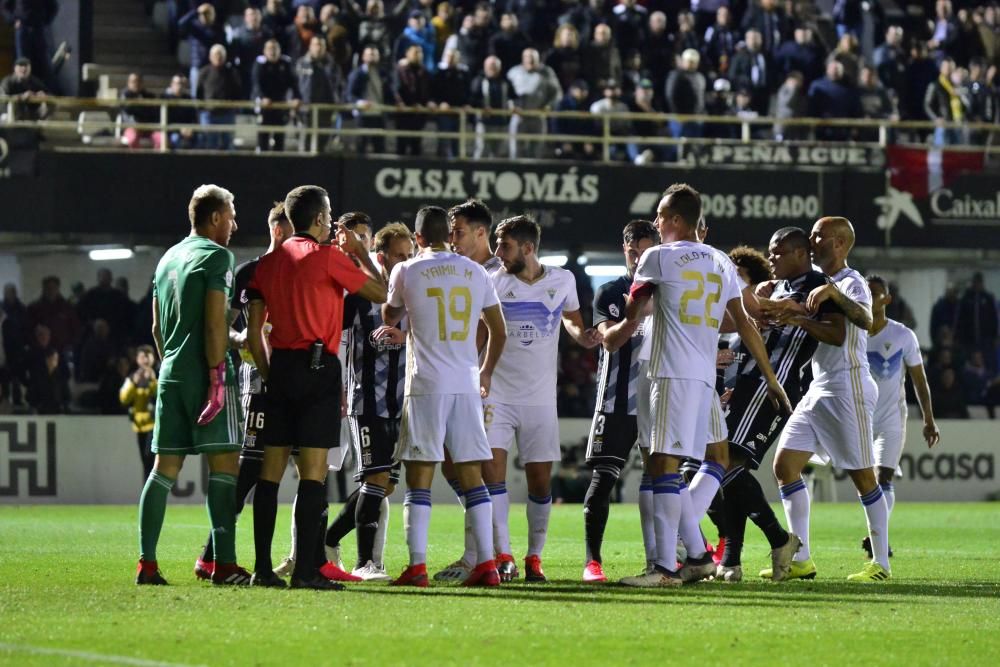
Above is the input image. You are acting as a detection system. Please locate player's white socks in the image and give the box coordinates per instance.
[464,485,495,564]
[638,474,657,565]
[526,494,552,557]
[287,494,298,561]
[880,482,895,517]
[449,478,478,566]
[860,486,891,570]
[678,483,707,559]
[689,461,726,518]
[373,496,390,567]
[779,479,811,562]
[488,483,511,554]
[403,489,431,566]
[652,473,682,572]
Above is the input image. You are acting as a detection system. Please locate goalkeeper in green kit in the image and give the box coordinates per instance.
[136,184,251,585]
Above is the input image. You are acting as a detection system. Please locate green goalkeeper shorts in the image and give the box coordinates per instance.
[152,380,242,456]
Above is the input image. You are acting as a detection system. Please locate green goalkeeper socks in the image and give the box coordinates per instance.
[138,471,176,561]
[207,472,239,564]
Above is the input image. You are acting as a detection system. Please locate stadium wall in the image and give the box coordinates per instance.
[2,150,999,250]
[0,416,994,505]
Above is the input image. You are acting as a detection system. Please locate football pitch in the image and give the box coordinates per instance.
[1,502,998,666]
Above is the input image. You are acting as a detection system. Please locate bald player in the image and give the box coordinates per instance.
[761,216,891,583]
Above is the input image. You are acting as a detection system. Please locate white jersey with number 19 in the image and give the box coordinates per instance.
[387,250,499,396]
[633,240,743,388]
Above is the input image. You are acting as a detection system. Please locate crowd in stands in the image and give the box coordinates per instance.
[2,261,998,420]
[4,0,999,158]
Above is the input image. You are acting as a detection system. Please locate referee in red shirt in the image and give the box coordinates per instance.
[246,185,387,590]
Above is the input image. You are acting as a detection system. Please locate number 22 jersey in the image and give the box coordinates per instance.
[633,240,743,388]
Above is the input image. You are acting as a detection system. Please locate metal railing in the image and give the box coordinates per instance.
[2,95,998,161]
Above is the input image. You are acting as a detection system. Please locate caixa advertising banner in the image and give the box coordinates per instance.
[338,157,834,248]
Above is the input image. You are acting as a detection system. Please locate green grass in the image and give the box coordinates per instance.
[1,502,998,666]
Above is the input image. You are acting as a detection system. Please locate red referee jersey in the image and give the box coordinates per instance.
[248,233,369,354]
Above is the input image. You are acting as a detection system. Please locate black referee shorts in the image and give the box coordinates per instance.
[240,392,302,461]
[585,411,638,468]
[726,376,790,470]
[348,413,401,483]
[256,348,342,450]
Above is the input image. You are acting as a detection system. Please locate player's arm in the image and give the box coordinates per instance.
[247,299,270,381]
[727,296,792,414]
[228,306,247,350]
[624,282,653,325]
[907,362,941,448]
[151,296,164,360]
[381,263,406,326]
[561,308,602,348]
[479,304,507,397]
[779,311,847,346]
[807,283,873,330]
[204,289,229,368]
[598,318,637,352]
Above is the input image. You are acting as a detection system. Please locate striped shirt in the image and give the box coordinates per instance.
[231,258,263,403]
[593,275,645,416]
[343,293,406,419]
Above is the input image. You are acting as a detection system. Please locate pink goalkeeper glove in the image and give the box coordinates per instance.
[197,361,226,426]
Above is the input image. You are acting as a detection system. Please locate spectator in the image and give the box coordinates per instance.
[297,36,340,152]
[78,318,115,381]
[966,58,995,144]
[97,355,130,416]
[456,4,493,71]
[469,54,514,159]
[873,25,907,105]
[775,26,823,86]
[808,60,862,141]
[507,47,562,159]
[672,11,702,59]
[164,74,197,150]
[931,284,960,343]
[25,347,69,415]
[432,46,470,158]
[319,3,353,75]
[393,44,432,156]
[262,0,291,46]
[120,73,162,150]
[178,3,225,96]
[507,0,560,47]
[928,0,960,63]
[730,29,775,113]
[120,344,158,479]
[589,79,630,161]
[347,45,389,154]
[932,367,969,419]
[611,0,647,57]
[832,0,863,40]
[394,9,437,73]
[642,11,672,109]
[557,0,601,51]
[773,71,807,140]
[285,4,322,61]
[858,64,894,128]
[956,272,999,360]
[0,284,27,405]
[954,8,985,69]
[78,266,132,342]
[626,78,664,164]
[727,87,762,138]
[582,23,622,94]
[545,24,584,92]
[196,43,242,150]
[741,0,787,55]
[924,57,967,146]
[703,6,738,76]
[885,281,917,330]
[1,0,58,83]
[620,49,643,98]
[350,0,404,63]
[553,79,597,160]
[252,38,300,152]
[431,2,455,53]
[961,349,1000,416]
[0,57,48,121]
[974,5,997,65]
[27,276,80,357]
[665,49,707,141]
[489,12,531,77]
[230,6,273,94]
[827,33,861,87]
[905,41,939,123]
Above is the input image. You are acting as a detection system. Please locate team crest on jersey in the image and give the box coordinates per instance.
[609,304,620,318]
[546,288,557,300]
[884,343,892,352]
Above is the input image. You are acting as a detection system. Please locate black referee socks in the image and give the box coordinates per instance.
[253,479,280,574]
[292,480,326,580]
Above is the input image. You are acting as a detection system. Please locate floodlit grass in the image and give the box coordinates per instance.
[1,502,997,666]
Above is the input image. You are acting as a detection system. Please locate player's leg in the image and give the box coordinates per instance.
[136,452,185,585]
[290,447,342,589]
[252,444,291,586]
[864,429,900,559]
[771,447,812,579]
[433,444,477,580]
[582,412,635,582]
[519,404,560,582]
[482,448,512,577]
[688,394,729,517]
[678,387,723,582]
[372,466,400,570]
[355,470,391,571]
[203,449,251,585]
[845,465,891,581]
[394,460,435,587]
[325,487,360,564]
[637,447,657,572]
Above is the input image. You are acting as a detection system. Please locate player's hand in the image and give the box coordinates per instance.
[924,421,941,448]
[197,362,227,425]
[372,324,405,345]
[336,227,367,257]
[579,327,603,349]
[479,370,492,398]
[720,387,733,408]
[755,280,777,299]
[716,348,735,369]
[759,298,807,318]
[766,378,792,415]
[806,283,835,314]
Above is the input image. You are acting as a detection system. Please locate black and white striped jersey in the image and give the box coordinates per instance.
[343,293,406,419]
[593,275,645,416]
[231,258,263,401]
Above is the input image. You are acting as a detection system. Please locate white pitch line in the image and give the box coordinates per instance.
[0,643,205,667]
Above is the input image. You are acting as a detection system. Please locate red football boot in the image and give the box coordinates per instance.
[463,560,500,587]
[392,563,429,587]
[320,561,363,582]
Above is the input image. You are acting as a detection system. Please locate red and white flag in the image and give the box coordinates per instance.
[886,146,986,200]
